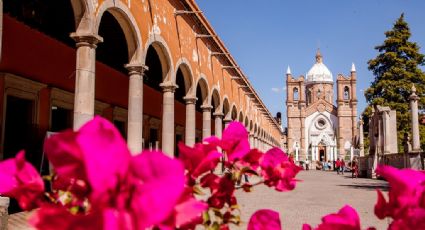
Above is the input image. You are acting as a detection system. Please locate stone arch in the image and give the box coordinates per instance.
[238,111,244,123]
[175,58,195,96]
[244,116,249,128]
[222,96,230,119]
[145,34,174,82]
[230,104,238,120]
[210,87,221,113]
[95,0,144,64]
[195,75,210,106]
[71,0,95,33]
[344,86,350,100]
[254,123,258,134]
[293,87,299,101]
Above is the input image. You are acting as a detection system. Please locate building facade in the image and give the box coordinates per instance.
[286,51,358,162]
[0,0,284,172]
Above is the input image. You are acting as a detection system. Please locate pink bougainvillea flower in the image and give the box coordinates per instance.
[0,151,44,210]
[248,209,281,230]
[159,188,208,230]
[205,122,250,161]
[303,205,375,230]
[30,204,103,230]
[240,149,263,170]
[44,116,132,204]
[200,173,236,209]
[178,142,221,181]
[130,150,186,229]
[374,165,425,229]
[260,147,302,191]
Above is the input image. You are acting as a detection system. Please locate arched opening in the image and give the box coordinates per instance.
[143,45,169,150]
[174,64,192,156]
[211,89,221,136]
[231,105,238,121]
[97,11,128,74]
[307,89,312,105]
[239,111,244,123]
[223,98,230,120]
[293,87,299,101]
[195,78,209,142]
[344,86,350,100]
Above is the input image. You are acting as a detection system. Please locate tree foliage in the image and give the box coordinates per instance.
[363,13,425,152]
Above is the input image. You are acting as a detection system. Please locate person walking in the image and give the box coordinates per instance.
[341,159,346,175]
[305,158,310,171]
[336,158,341,174]
[352,159,359,178]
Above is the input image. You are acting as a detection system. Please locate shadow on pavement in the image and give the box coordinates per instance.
[337,183,389,192]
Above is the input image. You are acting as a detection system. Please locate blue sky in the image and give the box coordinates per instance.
[196,0,425,126]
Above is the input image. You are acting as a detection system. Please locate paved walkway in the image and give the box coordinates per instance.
[8,170,390,230]
[235,170,390,230]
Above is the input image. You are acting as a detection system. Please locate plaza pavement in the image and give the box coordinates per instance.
[235,169,390,230]
[8,170,390,230]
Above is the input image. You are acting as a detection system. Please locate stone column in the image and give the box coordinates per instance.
[214,112,224,138]
[224,118,232,129]
[201,105,213,139]
[382,111,391,154]
[410,85,422,152]
[295,147,299,161]
[70,33,103,130]
[249,133,254,148]
[160,82,177,156]
[0,197,9,230]
[184,96,197,146]
[359,120,365,156]
[126,64,147,155]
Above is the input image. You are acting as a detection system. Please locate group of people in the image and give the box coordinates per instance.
[299,157,359,178]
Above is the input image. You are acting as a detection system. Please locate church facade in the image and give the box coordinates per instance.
[286,51,358,162]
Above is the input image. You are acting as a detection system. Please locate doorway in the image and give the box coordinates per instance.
[319,149,325,162]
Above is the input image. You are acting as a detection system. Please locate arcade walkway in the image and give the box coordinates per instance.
[236,170,389,229]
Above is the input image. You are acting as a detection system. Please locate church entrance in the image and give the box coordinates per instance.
[319,149,325,162]
[318,144,326,162]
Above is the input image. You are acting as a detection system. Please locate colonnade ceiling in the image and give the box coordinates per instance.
[49,0,283,140]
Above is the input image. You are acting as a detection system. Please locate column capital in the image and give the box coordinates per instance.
[200,105,213,112]
[223,117,233,123]
[160,82,178,93]
[183,95,197,104]
[213,112,224,118]
[125,63,149,76]
[70,32,103,48]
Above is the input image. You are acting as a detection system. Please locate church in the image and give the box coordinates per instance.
[286,51,358,163]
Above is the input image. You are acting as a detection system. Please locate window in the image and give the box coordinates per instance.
[344,86,350,100]
[293,88,299,101]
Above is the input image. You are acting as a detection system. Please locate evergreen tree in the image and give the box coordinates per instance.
[363,13,425,152]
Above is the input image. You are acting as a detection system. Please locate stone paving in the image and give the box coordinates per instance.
[235,170,390,230]
[8,170,390,230]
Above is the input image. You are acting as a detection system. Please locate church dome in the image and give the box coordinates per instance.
[306,50,333,84]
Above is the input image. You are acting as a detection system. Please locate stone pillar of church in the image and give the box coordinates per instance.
[359,120,365,156]
[409,85,422,152]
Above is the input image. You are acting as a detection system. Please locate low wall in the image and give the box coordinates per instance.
[358,152,424,178]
